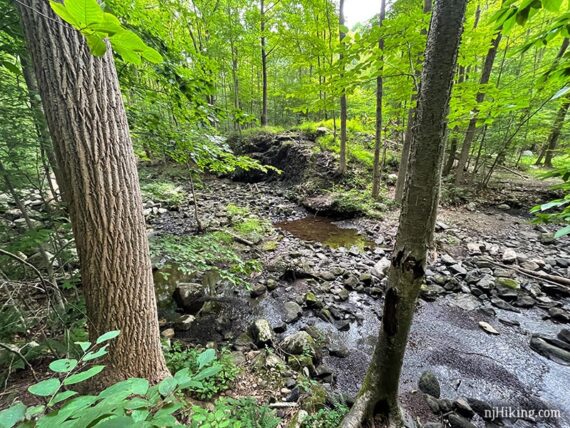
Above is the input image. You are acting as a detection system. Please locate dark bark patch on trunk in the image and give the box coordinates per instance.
[383,287,400,336]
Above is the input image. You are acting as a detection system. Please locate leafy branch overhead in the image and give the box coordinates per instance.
[49,0,162,64]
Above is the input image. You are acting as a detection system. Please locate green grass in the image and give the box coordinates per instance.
[141,180,185,206]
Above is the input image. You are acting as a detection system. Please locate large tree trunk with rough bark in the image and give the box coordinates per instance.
[372,0,386,199]
[16,0,169,385]
[341,0,466,425]
[454,32,502,185]
[338,0,347,175]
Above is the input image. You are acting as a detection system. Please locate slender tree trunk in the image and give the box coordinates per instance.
[543,97,570,167]
[16,0,169,385]
[341,0,466,425]
[394,0,432,201]
[442,137,458,176]
[338,0,347,175]
[455,32,502,184]
[260,0,268,127]
[372,0,386,199]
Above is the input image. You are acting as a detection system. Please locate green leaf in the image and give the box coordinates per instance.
[49,2,79,27]
[49,358,78,373]
[25,405,45,419]
[85,33,107,56]
[92,415,136,427]
[141,47,163,64]
[554,225,570,238]
[63,365,105,385]
[0,403,26,428]
[192,365,222,381]
[130,409,150,422]
[28,379,61,397]
[542,0,563,12]
[75,341,92,351]
[83,345,108,361]
[96,330,120,344]
[158,376,178,397]
[88,13,123,35]
[99,378,149,398]
[48,390,78,406]
[552,86,570,100]
[197,348,216,369]
[64,0,104,27]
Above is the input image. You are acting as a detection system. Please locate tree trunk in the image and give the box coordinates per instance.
[442,137,458,176]
[338,0,347,175]
[543,97,570,168]
[394,0,432,201]
[16,0,169,385]
[341,0,466,424]
[372,0,386,199]
[455,32,502,185]
[260,0,268,127]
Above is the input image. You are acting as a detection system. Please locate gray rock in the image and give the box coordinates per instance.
[448,413,477,428]
[371,257,391,277]
[174,314,195,331]
[449,294,481,311]
[453,398,475,418]
[284,301,303,323]
[418,371,440,398]
[450,264,467,275]
[476,274,495,291]
[497,204,510,210]
[421,284,446,301]
[549,307,570,323]
[530,335,570,365]
[502,248,517,264]
[250,283,267,298]
[249,319,274,346]
[466,397,493,419]
[441,254,457,265]
[425,394,441,414]
[329,343,349,358]
[280,331,315,356]
[558,329,570,344]
[467,242,482,255]
[174,283,205,313]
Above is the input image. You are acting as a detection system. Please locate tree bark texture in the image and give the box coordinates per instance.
[341,0,466,425]
[15,0,169,385]
[338,0,347,175]
[372,0,386,199]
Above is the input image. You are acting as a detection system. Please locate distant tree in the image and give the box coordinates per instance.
[15,0,169,385]
[341,0,467,424]
[372,0,386,199]
[338,0,348,175]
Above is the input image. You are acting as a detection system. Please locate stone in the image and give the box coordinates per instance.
[514,295,535,308]
[453,398,475,418]
[558,329,570,344]
[497,204,510,210]
[447,413,477,428]
[174,314,195,331]
[520,260,540,271]
[161,328,175,339]
[495,277,520,289]
[491,297,520,313]
[371,257,391,277]
[466,398,493,419]
[286,410,308,428]
[304,291,323,309]
[174,283,205,313]
[425,395,441,414]
[441,254,457,265]
[449,294,481,311]
[273,322,287,333]
[284,301,303,323]
[549,307,570,323]
[280,331,315,356]
[329,343,349,358]
[421,284,445,302]
[476,274,495,291]
[502,249,517,264]
[467,242,482,255]
[343,275,359,289]
[250,283,267,298]
[418,371,440,398]
[249,319,274,346]
[450,264,467,275]
[335,320,351,331]
[479,321,499,335]
[530,335,570,365]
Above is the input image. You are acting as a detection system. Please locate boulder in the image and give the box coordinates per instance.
[173,283,205,313]
[501,248,517,264]
[280,331,316,356]
[371,257,391,278]
[284,301,303,323]
[418,370,440,398]
[249,319,274,347]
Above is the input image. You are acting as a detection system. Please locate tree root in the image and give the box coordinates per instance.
[340,393,416,428]
[339,391,375,428]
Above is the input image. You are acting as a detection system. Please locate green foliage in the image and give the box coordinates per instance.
[531,159,570,238]
[190,397,280,428]
[164,342,240,400]
[141,180,185,207]
[49,0,162,64]
[302,403,349,428]
[150,232,261,286]
[0,331,231,428]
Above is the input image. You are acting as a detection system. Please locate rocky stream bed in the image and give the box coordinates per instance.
[144,174,570,428]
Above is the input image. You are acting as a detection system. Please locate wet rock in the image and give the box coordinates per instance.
[490,297,520,313]
[514,295,535,308]
[558,329,570,344]
[284,301,303,323]
[502,249,517,264]
[280,331,315,356]
[418,371,440,398]
[421,284,446,302]
[315,364,334,381]
[453,398,475,418]
[371,257,391,278]
[466,398,493,420]
[304,291,323,309]
[249,319,274,346]
[329,343,349,358]
[250,283,267,298]
[530,335,570,365]
[174,283,205,313]
[449,294,481,311]
[549,307,570,323]
[447,413,477,428]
